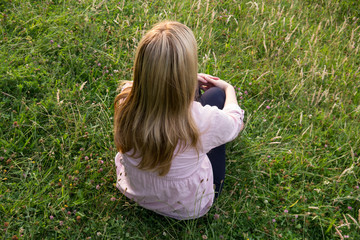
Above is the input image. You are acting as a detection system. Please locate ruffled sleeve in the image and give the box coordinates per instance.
[192,102,244,153]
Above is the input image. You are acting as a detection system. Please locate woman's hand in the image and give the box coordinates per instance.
[198,73,238,108]
[197,73,232,91]
[197,73,219,83]
[197,73,219,91]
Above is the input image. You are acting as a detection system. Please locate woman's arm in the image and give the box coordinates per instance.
[115,81,133,106]
[119,81,133,92]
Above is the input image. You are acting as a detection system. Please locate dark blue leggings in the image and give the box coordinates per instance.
[197,87,226,199]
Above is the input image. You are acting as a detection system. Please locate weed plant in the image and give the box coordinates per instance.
[1,0,360,239]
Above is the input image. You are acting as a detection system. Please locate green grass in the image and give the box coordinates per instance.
[1,0,360,239]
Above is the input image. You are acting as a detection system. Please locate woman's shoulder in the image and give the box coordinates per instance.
[192,100,243,117]
[191,101,223,131]
[191,101,238,119]
[191,100,244,147]
[191,101,218,115]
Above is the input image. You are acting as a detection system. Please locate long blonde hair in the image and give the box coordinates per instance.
[114,21,199,176]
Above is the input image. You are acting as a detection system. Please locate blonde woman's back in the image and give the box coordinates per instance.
[113,21,245,219]
[114,21,199,176]
[115,100,244,219]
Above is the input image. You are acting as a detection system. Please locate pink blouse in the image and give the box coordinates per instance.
[115,101,244,220]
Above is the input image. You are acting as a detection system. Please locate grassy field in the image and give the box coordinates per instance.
[1,0,360,239]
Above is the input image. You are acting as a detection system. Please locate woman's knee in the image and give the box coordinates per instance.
[200,87,226,109]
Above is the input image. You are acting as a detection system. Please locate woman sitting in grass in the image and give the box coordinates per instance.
[113,21,244,220]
